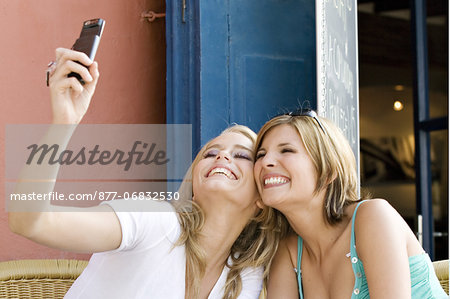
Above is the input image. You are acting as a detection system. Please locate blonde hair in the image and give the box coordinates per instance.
[255,114,360,225]
[175,125,283,299]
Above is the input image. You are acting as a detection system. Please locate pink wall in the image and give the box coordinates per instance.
[1,0,166,260]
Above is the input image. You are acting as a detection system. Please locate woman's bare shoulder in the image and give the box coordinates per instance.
[353,198,411,258]
[354,198,401,224]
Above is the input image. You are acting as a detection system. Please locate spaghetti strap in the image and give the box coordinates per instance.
[350,200,368,253]
[297,236,304,299]
[349,200,370,298]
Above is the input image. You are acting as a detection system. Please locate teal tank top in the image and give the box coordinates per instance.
[296,200,448,298]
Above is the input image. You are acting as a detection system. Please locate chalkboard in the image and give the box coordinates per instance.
[316,0,360,174]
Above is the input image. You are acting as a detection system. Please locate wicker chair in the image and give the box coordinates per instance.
[0,258,447,298]
[0,259,88,299]
[433,259,449,295]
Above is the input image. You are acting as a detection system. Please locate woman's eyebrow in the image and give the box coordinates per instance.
[205,143,223,151]
[235,144,253,152]
[278,142,292,147]
[256,142,292,151]
[205,143,253,153]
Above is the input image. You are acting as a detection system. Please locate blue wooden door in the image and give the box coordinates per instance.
[167,0,316,151]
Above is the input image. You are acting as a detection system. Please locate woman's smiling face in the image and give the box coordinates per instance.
[254,124,318,209]
[192,132,260,209]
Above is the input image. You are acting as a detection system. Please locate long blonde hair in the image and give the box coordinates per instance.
[175,125,284,298]
[255,114,360,225]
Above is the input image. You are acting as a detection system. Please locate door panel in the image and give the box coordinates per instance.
[239,55,309,130]
[200,0,316,144]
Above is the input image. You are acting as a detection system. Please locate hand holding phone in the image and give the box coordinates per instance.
[68,18,105,84]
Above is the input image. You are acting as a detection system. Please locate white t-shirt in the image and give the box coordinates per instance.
[64,201,263,299]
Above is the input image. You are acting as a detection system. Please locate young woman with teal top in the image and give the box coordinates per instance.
[253,109,447,298]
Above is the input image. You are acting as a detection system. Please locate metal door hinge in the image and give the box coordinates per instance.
[141,10,166,22]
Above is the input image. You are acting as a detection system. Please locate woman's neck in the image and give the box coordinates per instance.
[199,205,253,270]
[280,195,349,262]
[188,203,256,299]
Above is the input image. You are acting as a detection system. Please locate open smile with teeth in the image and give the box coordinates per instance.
[264,177,289,187]
[208,167,237,180]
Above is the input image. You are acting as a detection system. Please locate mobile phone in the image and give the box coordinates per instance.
[68,18,105,84]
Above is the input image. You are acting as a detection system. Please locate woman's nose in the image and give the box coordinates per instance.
[261,152,275,167]
[216,151,231,162]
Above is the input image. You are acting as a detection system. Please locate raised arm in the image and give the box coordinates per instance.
[8,48,122,253]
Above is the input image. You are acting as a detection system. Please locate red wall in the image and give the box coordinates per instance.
[1,0,166,260]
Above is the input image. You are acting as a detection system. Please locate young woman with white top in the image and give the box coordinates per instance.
[9,48,280,299]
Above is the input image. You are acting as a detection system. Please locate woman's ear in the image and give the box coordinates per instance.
[255,197,264,209]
